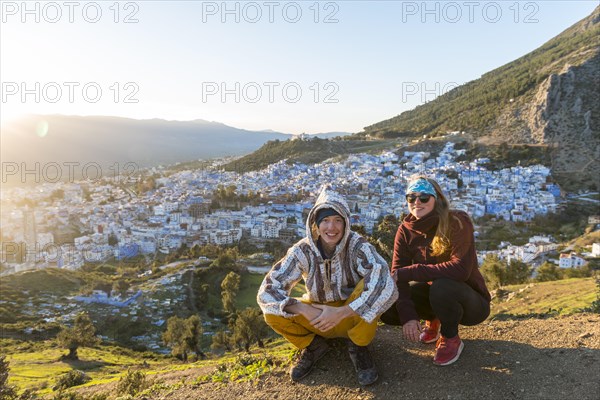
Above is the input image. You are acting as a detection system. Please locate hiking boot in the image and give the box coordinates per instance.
[347,340,378,386]
[419,318,441,344]
[433,335,464,366]
[289,335,330,381]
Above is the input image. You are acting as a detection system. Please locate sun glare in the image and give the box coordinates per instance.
[0,106,27,129]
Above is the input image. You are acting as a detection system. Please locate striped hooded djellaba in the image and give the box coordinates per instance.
[257,186,398,323]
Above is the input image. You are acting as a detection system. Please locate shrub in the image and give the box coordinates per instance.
[51,393,107,400]
[535,262,563,282]
[116,369,147,397]
[0,355,18,400]
[211,330,232,353]
[195,354,276,384]
[53,370,91,391]
[587,276,600,313]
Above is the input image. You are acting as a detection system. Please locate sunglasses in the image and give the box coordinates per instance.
[405,193,433,204]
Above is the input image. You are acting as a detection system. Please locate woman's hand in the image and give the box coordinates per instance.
[310,304,356,332]
[403,319,422,342]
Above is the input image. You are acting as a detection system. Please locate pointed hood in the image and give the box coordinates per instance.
[306,185,351,258]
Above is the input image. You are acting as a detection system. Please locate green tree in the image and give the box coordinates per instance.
[108,234,118,246]
[588,276,600,313]
[231,307,270,352]
[197,284,210,310]
[562,265,592,279]
[535,262,563,282]
[184,315,205,359]
[221,271,241,314]
[351,224,367,236]
[210,330,232,353]
[0,355,17,400]
[112,280,130,298]
[162,316,189,361]
[505,260,531,285]
[210,247,239,268]
[162,315,204,362]
[372,214,399,261]
[189,244,202,258]
[56,312,101,360]
[199,244,221,258]
[480,254,507,289]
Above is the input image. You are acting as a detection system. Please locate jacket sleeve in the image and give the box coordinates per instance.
[395,213,476,283]
[257,245,305,318]
[391,226,413,274]
[347,241,398,323]
[391,226,419,324]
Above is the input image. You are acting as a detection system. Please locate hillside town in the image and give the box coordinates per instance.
[1,142,598,276]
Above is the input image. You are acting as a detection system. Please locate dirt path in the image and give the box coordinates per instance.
[76,313,600,399]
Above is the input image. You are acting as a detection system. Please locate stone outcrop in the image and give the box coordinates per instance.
[526,52,600,189]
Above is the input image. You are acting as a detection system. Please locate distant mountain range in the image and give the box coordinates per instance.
[2,7,598,190]
[0,115,351,183]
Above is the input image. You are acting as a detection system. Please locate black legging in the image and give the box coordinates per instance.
[380,278,490,338]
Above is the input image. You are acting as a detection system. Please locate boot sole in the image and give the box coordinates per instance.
[290,346,330,381]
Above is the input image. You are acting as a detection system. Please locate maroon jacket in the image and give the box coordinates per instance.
[391,210,491,324]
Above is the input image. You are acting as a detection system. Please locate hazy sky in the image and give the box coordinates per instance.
[1,0,597,134]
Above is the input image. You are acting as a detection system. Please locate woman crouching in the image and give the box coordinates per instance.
[381,176,491,366]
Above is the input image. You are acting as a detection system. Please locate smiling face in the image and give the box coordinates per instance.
[407,192,436,219]
[317,214,345,248]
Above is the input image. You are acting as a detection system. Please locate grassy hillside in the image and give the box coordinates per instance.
[3,276,596,396]
[0,269,85,325]
[222,137,399,173]
[490,277,597,319]
[0,268,83,296]
[362,7,600,139]
[2,340,168,394]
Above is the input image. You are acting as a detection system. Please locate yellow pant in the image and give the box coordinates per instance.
[263,281,379,349]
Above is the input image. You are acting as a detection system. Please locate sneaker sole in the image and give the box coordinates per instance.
[420,332,440,344]
[433,341,464,366]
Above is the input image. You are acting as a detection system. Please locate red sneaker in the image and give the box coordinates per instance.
[419,319,441,344]
[433,335,464,366]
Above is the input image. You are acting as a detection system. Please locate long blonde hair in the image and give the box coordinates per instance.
[409,176,460,257]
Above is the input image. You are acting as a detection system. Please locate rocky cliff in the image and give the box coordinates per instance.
[364,6,600,191]
[502,50,600,190]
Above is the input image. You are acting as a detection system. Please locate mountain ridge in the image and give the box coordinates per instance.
[0,114,352,184]
[363,6,599,140]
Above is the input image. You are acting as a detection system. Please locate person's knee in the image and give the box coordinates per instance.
[429,278,460,302]
[348,324,377,346]
[430,278,457,292]
[350,335,374,347]
[264,313,286,329]
[379,306,401,326]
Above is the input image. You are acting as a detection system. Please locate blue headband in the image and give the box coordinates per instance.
[406,178,437,198]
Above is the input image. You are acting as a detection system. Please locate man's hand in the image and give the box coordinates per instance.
[310,304,356,332]
[403,319,421,342]
[284,302,322,321]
